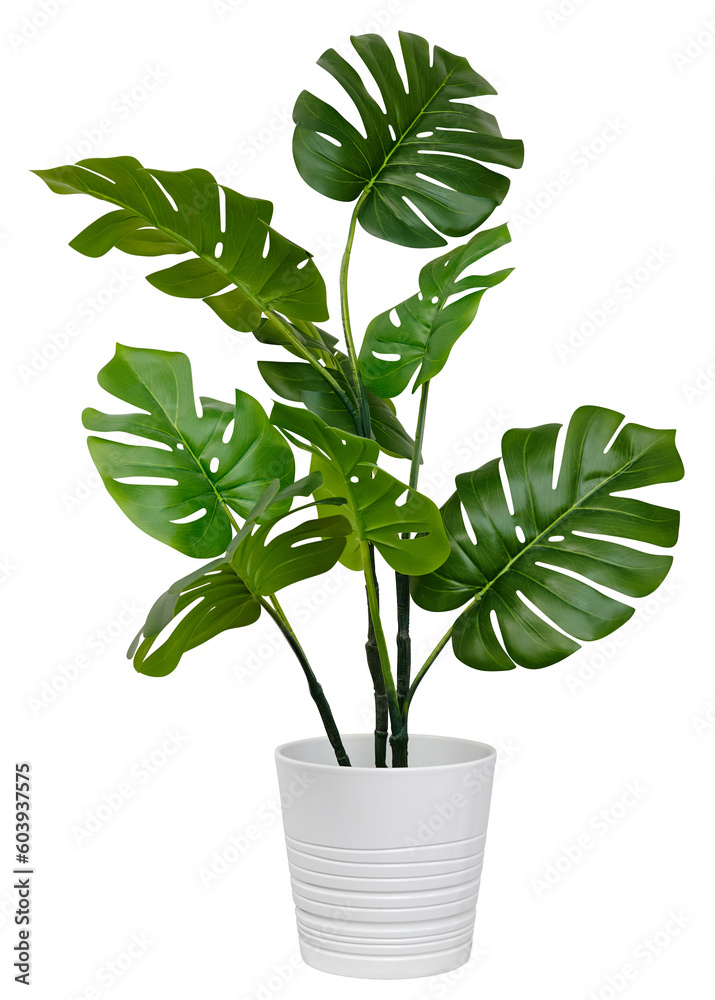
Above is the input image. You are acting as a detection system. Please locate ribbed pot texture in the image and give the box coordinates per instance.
[274,734,496,980]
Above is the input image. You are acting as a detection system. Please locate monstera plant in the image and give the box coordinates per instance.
[34,31,682,770]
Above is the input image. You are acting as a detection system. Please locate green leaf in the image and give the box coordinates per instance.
[235,472,335,528]
[258,359,414,458]
[271,403,449,574]
[293,31,524,248]
[82,344,294,558]
[129,502,351,677]
[228,514,351,596]
[412,406,684,670]
[359,225,513,397]
[253,315,338,361]
[130,560,262,677]
[32,155,328,331]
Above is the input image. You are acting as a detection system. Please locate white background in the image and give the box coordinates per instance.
[2,0,714,997]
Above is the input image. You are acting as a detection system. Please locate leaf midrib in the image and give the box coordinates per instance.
[129,368,232,522]
[72,175,275,314]
[364,61,464,193]
[468,450,639,606]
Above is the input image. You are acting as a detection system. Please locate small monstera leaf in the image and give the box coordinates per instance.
[412,406,683,670]
[32,155,328,331]
[82,344,294,558]
[227,513,350,597]
[258,359,414,458]
[293,31,524,247]
[129,482,351,677]
[271,403,449,574]
[359,225,513,397]
[129,560,262,677]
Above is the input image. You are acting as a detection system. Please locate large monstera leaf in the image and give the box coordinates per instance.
[33,155,328,331]
[359,224,513,397]
[83,345,294,558]
[293,31,524,248]
[271,403,449,574]
[412,406,683,670]
[129,491,351,677]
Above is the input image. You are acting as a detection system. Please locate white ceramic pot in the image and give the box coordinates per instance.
[274,733,496,980]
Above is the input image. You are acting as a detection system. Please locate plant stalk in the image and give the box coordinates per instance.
[364,545,389,767]
[359,542,402,744]
[265,308,362,433]
[260,597,351,767]
[395,576,411,714]
[402,623,453,721]
[339,195,397,767]
[339,191,369,399]
[394,381,431,765]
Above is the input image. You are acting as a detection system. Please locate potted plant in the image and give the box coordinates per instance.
[33,30,683,980]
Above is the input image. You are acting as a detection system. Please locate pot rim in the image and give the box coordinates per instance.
[275,733,497,772]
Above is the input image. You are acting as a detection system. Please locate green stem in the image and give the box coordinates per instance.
[292,320,336,365]
[268,593,293,632]
[339,192,371,434]
[402,624,453,722]
[223,506,241,533]
[409,382,430,492]
[264,308,361,433]
[395,381,431,764]
[364,545,389,767]
[339,195,397,765]
[395,577,411,715]
[339,191,369,389]
[260,597,351,767]
[360,541,401,739]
